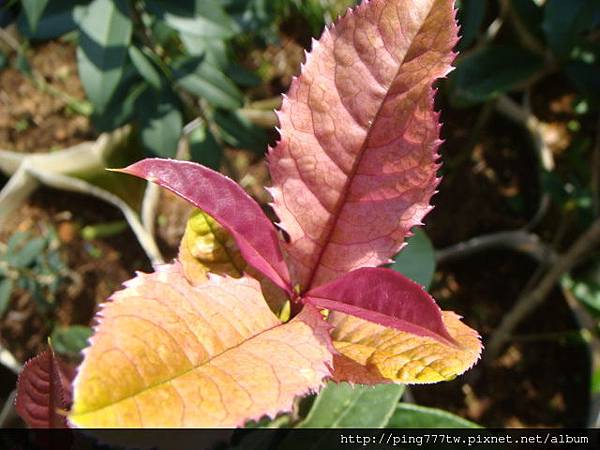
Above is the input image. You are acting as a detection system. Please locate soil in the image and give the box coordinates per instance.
[0,40,94,153]
[0,35,593,428]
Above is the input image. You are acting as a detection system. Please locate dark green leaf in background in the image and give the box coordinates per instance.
[298,382,405,428]
[0,278,13,316]
[509,0,545,43]
[214,110,268,153]
[128,45,162,90]
[21,0,49,34]
[175,58,243,110]
[77,0,133,113]
[147,0,238,39]
[8,237,46,269]
[137,89,183,158]
[189,125,222,170]
[51,325,93,358]
[543,0,600,58]
[18,0,87,40]
[92,70,146,132]
[456,0,486,50]
[449,46,544,106]
[562,260,600,317]
[390,228,436,289]
[565,61,600,108]
[387,403,481,428]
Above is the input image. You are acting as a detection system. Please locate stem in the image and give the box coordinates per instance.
[484,217,600,363]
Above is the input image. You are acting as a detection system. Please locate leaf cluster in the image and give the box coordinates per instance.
[0,228,67,317]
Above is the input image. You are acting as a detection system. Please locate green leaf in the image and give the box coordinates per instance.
[390,228,436,289]
[562,262,600,316]
[128,46,162,90]
[175,59,243,110]
[189,124,222,170]
[51,325,93,357]
[565,61,600,108]
[214,110,268,153]
[298,382,404,428]
[148,0,238,39]
[0,278,13,316]
[77,0,133,113]
[456,0,486,50]
[92,76,146,132]
[9,237,46,269]
[543,0,599,58]
[179,34,229,68]
[387,403,481,428]
[17,0,85,40]
[509,0,545,43]
[6,231,30,256]
[137,90,183,158]
[0,51,6,70]
[21,0,49,34]
[449,46,545,106]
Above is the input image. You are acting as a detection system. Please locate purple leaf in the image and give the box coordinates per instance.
[119,158,291,292]
[305,267,456,346]
[15,349,73,428]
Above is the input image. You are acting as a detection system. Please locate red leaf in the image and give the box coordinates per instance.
[268,0,458,291]
[305,267,455,346]
[15,349,73,428]
[119,159,291,292]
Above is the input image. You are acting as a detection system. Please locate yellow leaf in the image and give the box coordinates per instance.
[69,264,332,427]
[330,311,481,384]
[178,210,245,284]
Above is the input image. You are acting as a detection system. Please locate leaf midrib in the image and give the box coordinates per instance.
[71,314,282,420]
[302,2,438,292]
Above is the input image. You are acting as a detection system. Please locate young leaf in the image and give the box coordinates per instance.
[119,159,291,292]
[330,311,481,384]
[298,382,404,428]
[77,0,133,113]
[178,209,245,284]
[69,265,332,427]
[268,0,457,291]
[15,349,72,428]
[387,403,481,428]
[306,267,455,346]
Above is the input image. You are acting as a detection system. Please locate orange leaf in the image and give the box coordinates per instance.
[69,265,332,427]
[330,311,481,384]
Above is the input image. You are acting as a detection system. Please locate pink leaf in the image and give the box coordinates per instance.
[15,349,73,428]
[305,267,455,346]
[268,0,458,290]
[119,159,291,292]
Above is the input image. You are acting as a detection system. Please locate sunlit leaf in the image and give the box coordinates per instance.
[268,0,457,291]
[120,159,291,292]
[306,268,455,346]
[69,265,332,427]
[330,311,481,384]
[77,0,133,113]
